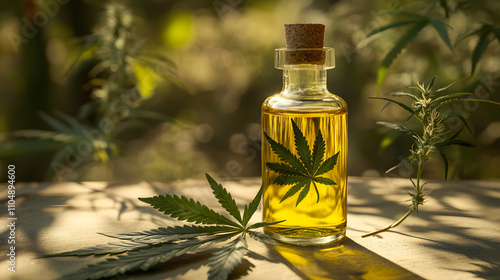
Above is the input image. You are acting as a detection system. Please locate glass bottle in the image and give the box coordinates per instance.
[261,45,348,245]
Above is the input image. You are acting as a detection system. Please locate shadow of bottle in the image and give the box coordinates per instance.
[273,237,425,280]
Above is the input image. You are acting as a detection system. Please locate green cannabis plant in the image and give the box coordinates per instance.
[43,174,282,280]
[0,1,179,180]
[365,0,500,87]
[363,76,500,237]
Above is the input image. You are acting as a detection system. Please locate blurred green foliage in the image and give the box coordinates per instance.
[0,0,499,182]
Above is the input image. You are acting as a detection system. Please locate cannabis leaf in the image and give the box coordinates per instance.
[365,12,454,87]
[264,119,339,206]
[456,24,500,74]
[43,174,284,280]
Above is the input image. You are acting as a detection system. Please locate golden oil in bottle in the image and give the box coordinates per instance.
[261,24,347,245]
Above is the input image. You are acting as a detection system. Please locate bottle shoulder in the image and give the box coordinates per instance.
[262,92,348,114]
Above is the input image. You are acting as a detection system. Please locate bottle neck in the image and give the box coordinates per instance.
[282,67,329,96]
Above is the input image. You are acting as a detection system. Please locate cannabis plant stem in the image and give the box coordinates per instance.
[365,77,499,237]
[362,156,424,238]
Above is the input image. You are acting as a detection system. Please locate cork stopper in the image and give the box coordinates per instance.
[283,24,325,65]
[285,24,325,48]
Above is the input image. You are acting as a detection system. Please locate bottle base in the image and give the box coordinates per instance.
[264,226,346,246]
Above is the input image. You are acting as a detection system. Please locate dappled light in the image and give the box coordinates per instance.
[0,0,499,181]
[0,1,499,278]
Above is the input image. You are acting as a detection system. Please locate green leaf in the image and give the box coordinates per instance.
[367,20,420,37]
[39,112,73,134]
[433,98,500,109]
[315,152,339,176]
[314,176,337,186]
[447,126,465,141]
[208,234,248,280]
[426,75,437,92]
[471,27,492,73]
[241,185,263,227]
[369,97,423,123]
[266,162,302,176]
[430,19,454,52]
[385,154,418,173]
[429,92,473,107]
[101,225,238,242]
[206,174,242,224]
[377,122,418,138]
[44,148,70,181]
[54,112,87,133]
[65,34,99,76]
[296,183,311,206]
[138,53,177,70]
[0,139,65,157]
[406,105,423,122]
[311,130,326,173]
[264,132,306,173]
[442,114,472,134]
[41,240,153,257]
[389,91,419,101]
[436,139,475,148]
[435,127,474,148]
[435,76,472,93]
[280,180,308,203]
[291,120,312,170]
[138,195,241,228]
[12,130,80,142]
[275,175,306,186]
[430,145,449,180]
[377,21,428,86]
[58,233,236,280]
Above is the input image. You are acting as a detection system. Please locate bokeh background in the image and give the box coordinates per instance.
[1,0,499,182]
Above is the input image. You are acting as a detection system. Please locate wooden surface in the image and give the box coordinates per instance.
[1,176,500,280]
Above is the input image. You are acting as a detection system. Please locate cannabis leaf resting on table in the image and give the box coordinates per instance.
[42,174,283,280]
[264,119,339,206]
[363,76,500,237]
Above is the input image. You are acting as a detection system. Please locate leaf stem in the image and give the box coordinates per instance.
[362,155,425,238]
[361,207,415,238]
[312,180,320,203]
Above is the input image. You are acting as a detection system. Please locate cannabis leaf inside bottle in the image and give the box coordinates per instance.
[261,24,348,245]
[42,174,283,280]
[264,119,339,206]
